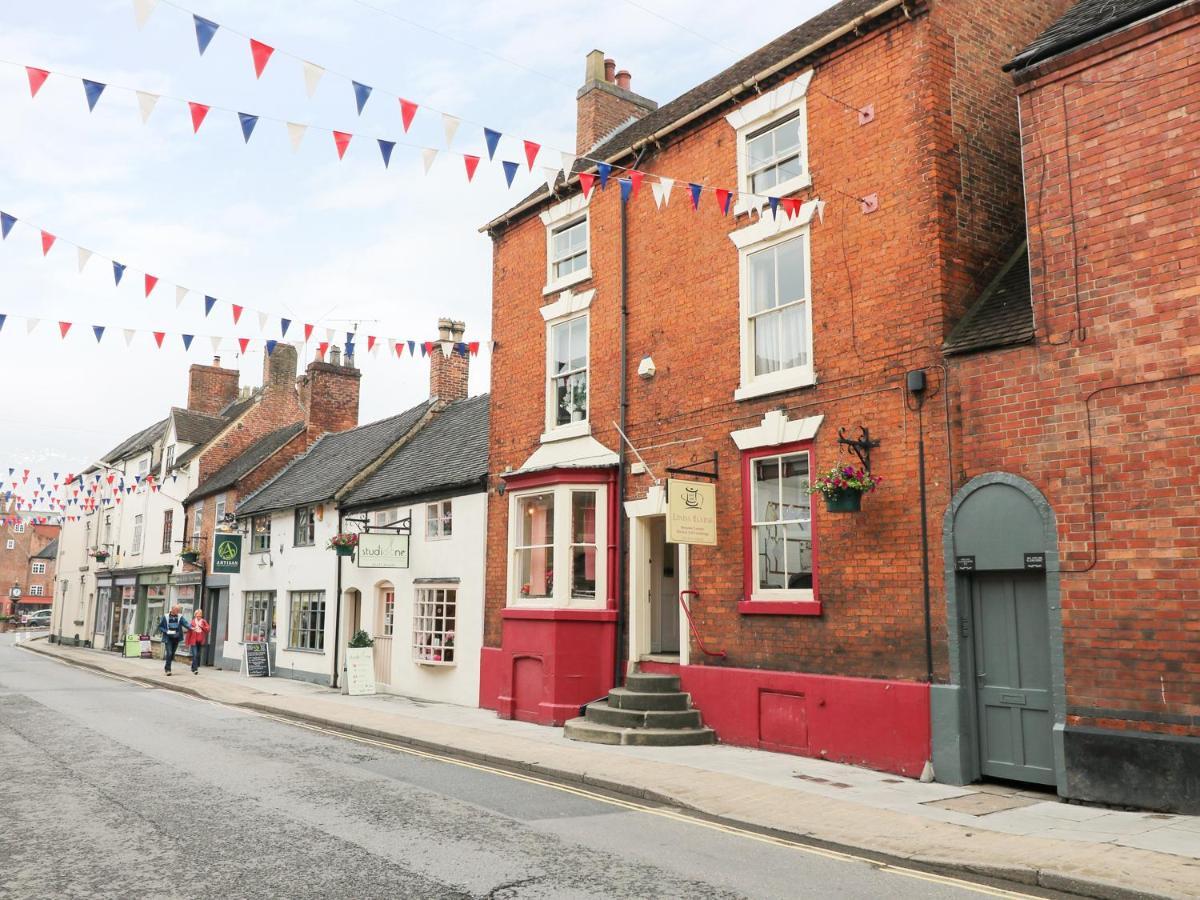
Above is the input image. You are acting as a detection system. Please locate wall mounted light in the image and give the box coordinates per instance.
[637,356,656,380]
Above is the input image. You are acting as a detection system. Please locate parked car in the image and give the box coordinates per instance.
[23,609,51,628]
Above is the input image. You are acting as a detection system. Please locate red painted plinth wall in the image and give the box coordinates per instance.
[642,660,930,777]
[479,609,617,725]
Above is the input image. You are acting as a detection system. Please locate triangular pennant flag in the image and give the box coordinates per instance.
[123,329,135,347]
[463,154,480,181]
[333,131,352,160]
[92,325,105,343]
[560,152,577,177]
[468,341,480,356]
[238,337,250,354]
[523,140,540,170]
[317,341,329,359]
[653,176,674,209]
[58,321,72,339]
[389,339,399,357]
[629,170,644,200]
[193,15,220,55]
[0,314,5,332]
[25,67,49,98]
[440,341,452,358]
[378,139,395,168]
[303,323,314,341]
[209,335,222,354]
[259,312,270,332]
[188,102,210,133]
[442,114,460,148]
[579,172,596,199]
[82,79,106,112]
[597,162,612,189]
[0,212,14,239]
[422,342,434,357]
[144,274,158,297]
[781,198,801,219]
[366,335,376,353]
[265,339,278,355]
[238,112,258,143]
[287,122,307,151]
[716,188,732,215]
[502,160,519,188]
[175,285,188,308]
[132,0,157,28]
[302,61,324,98]
[483,127,502,161]
[688,183,703,210]
[280,318,291,337]
[399,98,417,132]
[231,304,243,324]
[204,296,216,317]
[542,166,560,193]
[421,148,438,174]
[182,334,194,351]
[153,331,165,348]
[618,177,632,203]
[768,196,780,218]
[352,81,372,115]
[40,231,55,256]
[407,340,415,355]
[454,342,467,357]
[249,39,274,78]
[814,199,826,224]
[136,90,158,124]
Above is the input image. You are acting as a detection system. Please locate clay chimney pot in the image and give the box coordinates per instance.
[604,58,616,82]
[616,70,631,91]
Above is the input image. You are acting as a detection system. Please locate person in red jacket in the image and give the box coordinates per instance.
[185,608,211,674]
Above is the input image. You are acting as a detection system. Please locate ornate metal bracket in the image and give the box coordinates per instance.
[836,426,880,473]
[666,453,719,481]
[343,512,412,534]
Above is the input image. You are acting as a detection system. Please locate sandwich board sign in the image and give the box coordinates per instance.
[243,641,271,677]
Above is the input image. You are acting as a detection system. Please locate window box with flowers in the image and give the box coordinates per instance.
[807,465,882,513]
[328,533,359,557]
[89,549,110,563]
[178,546,200,564]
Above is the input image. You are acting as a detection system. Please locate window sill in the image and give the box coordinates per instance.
[734,371,816,402]
[540,420,591,443]
[543,268,592,296]
[414,659,456,667]
[284,647,326,654]
[738,599,822,616]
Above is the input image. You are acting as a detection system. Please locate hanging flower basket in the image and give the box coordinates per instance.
[90,550,110,563]
[179,547,200,564]
[807,465,882,514]
[328,533,359,556]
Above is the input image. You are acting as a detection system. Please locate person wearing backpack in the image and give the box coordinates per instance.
[158,605,190,676]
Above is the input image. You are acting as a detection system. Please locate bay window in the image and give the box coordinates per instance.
[509,483,607,608]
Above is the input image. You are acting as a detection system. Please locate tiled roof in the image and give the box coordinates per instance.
[172,408,226,445]
[185,422,306,504]
[944,242,1034,355]
[235,400,436,516]
[341,395,490,508]
[1007,0,1186,71]
[487,0,890,229]
[32,537,58,560]
[100,418,168,464]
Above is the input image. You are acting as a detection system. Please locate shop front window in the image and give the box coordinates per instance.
[509,482,607,608]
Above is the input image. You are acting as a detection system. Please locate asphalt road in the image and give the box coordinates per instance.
[0,634,1022,900]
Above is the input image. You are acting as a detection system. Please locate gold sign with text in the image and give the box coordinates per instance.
[666,479,717,545]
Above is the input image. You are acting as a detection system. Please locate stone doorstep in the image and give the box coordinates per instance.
[17,640,1197,900]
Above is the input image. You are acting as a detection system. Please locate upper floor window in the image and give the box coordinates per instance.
[726,70,812,215]
[13,522,24,534]
[541,193,591,294]
[31,561,46,574]
[426,501,452,539]
[29,584,44,597]
[162,510,173,554]
[549,315,588,432]
[747,111,803,194]
[131,515,144,556]
[164,445,175,472]
[191,504,203,540]
[138,456,150,475]
[251,515,271,553]
[294,506,316,547]
[4,540,13,550]
[214,494,227,526]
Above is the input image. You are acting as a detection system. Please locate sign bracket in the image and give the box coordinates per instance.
[343,512,412,535]
[666,453,719,481]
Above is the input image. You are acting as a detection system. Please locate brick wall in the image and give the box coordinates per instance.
[952,7,1200,736]
[484,1,1067,680]
[0,521,59,615]
[429,319,470,403]
[575,50,656,155]
[186,360,239,416]
[301,357,362,443]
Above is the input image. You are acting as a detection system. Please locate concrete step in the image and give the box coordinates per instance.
[563,717,715,746]
[624,672,681,693]
[584,701,702,730]
[607,687,691,711]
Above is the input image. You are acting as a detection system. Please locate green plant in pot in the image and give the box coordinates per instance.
[328,532,359,557]
[348,629,374,648]
[807,464,882,513]
[178,545,200,563]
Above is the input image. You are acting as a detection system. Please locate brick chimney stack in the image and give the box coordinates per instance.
[301,346,361,442]
[430,318,469,403]
[576,49,657,155]
[260,342,299,396]
[186,357,239,416]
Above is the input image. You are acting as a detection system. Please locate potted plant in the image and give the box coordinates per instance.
[345,629,376,696]
[328,532,359,557]
[90,548,110,563]
[807,464,883,513]
[179,545,200,564]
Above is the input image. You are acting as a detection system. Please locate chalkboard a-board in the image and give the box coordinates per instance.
[243,641,271,677]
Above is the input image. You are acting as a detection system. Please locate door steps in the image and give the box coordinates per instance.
[564,672,715,746]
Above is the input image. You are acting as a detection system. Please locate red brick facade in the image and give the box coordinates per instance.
[575,51,657,154]
[186,360,239,417]
[0,520,59,617]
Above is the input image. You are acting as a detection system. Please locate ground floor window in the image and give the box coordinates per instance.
[144,585,167,639]
[745,446,814,601]
[413,587,455,664]
[508,481,607,607]
[288,591,325,651]
[243,591,275,642]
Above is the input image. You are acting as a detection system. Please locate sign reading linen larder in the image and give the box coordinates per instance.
[666,479,718,546]
[356,532,411,569]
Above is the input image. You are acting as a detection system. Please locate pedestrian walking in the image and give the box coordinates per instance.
[158,605,189,676]
[186,608,211,674]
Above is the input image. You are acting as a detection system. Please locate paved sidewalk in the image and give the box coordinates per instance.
[20,638,1200,899]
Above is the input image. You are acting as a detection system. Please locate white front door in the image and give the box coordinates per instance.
[648,518,680,654]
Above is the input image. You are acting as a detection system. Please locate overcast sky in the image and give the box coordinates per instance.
[0,0,833,482]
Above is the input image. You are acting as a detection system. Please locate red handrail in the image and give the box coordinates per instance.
[679,590,727,658]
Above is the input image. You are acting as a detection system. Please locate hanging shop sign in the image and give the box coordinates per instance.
[212,532,242,574]
[666,478,717,546]
[356,532,410,569]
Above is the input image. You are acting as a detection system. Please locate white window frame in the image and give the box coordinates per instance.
[242,590,275,642]
[164,444,175,473]
[131,515,143,556]
[425,501,453,540]
[138,456,150,475]
[191,503,203,541]
[293,506,316,547]
[161,509,173,554]
[541,290,594,442]
[730,203,821,401]
[13,522,25,534]
[250,515,271,554]
[540,193,591,295]
[5,540,14,550]
[507,483,607,610]
[287,590,326,652]
[413,585,457,665]
[31,561,46,574]
[748,449,814,602]
[726,71,813,217]
[214,494,227,527]
[29,584,44,597]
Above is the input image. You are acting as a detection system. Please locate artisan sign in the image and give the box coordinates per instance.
[666,478,717,546]
[211,533,242,574]
[356,532,410,569]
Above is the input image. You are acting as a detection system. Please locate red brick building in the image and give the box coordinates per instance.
[942,0,1200,812]
[479,0,1070,778]
[0,518,59,619]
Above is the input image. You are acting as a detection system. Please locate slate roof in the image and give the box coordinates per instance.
[185,422,306,504]
[485,0,892,230]
[235,400,437,516]
[172,408,226,445]
[33,537,58,560]
[1007,0,1186,71]
[341,395,490,509]
[944,242,1034,355]
[100,418,168,465]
